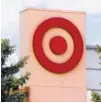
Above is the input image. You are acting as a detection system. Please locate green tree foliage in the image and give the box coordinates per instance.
[91,91,101,102]
[1,39,30,102]
[91,45,101,102]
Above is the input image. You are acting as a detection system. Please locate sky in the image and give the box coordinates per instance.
[1,0,101,63]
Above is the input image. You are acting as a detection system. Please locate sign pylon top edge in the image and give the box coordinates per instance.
[19,8,86,14]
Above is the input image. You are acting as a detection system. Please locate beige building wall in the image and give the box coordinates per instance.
[19,8,87,102]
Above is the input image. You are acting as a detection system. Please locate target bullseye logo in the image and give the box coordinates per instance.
[33,17,84,73]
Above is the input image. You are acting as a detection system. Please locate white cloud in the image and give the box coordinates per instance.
[1,0,24,31]
[1,0,22,56]
[71,0,101,13]
[25,0,101,13]
[5,53,19,66]
[1,0,23,38]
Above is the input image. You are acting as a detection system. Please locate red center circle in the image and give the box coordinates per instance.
[50,36,67,55]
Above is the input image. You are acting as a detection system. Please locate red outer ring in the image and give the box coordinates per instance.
[33,17,84,74]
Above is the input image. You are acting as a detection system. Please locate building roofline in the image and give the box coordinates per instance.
[86,45,97,50]
[19,8,86,14]
[87,88,101,91]
[87,68,101,70]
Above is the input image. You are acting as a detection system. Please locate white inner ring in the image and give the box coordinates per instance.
[42,28,74,64]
